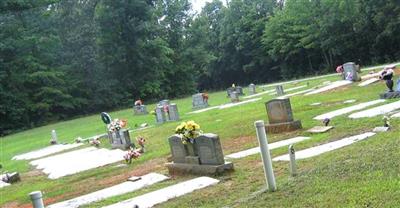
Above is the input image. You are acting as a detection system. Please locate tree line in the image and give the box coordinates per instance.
[1,0,399,135]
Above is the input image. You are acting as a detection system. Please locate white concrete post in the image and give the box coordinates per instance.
[254,120,277,192]
[29,191,44,208]
[289,144,297,176]
[51,130,58,144]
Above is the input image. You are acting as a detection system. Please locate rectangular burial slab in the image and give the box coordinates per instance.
[273,132,376,161]
[219,98,261,109]
[313,99,386,120]
[12,143,84,160]
[30,147,126,179]
[188,106,220,114]
[269,85,308,96]
[225,136,310,159]
[361,72,381,80]
[391,112,400,118]
[305,80,353,95]
[103,176,219,208]
[243,89,275,99]
[358,78,380,87]
[277,88,314,99]
[349,100,400,119]
[373,127,390,132]
[47,173,169,208]
[307,126,334,133]
[0,181,10,188]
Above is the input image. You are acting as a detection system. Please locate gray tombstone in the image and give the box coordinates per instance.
[159,100,170,107]
[265,98,294,124]
[343,62,359,81]
[249,84,256,95]
[192,93,208,109]
[50,130,58,144]
[235,86,244,95]
[275,85,284,96]
[195,134,225,165]
[168,103,180,121]
[108,129,132,149]
[168,135,187,163]
[226,87,235,97]
[230,91,239,103]
[155,105,166,124]
[133,105,148,115]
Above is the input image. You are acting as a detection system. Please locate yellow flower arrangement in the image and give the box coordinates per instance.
[175,121,202,144]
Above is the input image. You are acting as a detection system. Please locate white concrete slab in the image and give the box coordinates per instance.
[310,102,322,106]
[219,98,261,109]
[314,99,386,120]
[361,72,381,80]
[349,100,400,119]
[103,177,219,208]
[391,112,400,118]
[307,126,334,133]
[225,136,310,159]
[305,80,353,95]
[187,106,220,114]
[373,127,390,132]
[0,181,10,188]
[273,132,376,161]
[48,173,169,208]
[358,78,380,87]
[343,99,357,104]
[12,143,84,160]
[277,88,314,99]
[243,89,275,99]
[31,147,126,179]
[269,85,308,96]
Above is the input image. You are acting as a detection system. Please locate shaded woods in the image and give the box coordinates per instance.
[1,0,399,135]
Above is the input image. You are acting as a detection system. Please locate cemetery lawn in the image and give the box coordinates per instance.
[1,63,400,207]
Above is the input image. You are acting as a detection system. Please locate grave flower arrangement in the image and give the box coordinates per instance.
[108,119,127,132]
[124,147,141,164]
[136,136,146,153]
[175,121,202,144]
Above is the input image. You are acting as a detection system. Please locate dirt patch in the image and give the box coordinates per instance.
[221,136,258,153]
[1,202,22,208]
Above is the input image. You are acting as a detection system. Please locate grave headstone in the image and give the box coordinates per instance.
[249,84,256,95]
[108,129,132,150]
[226,87,235,97]
[50,130,58,145]
[265,98,302,133]
[195,134,225,165]
[230,91,239,103]
[133,105,148,115]
[166,134,233,175]
[343,62,359,81]
[155,105,166,124]
[235,86,244,96]
[168,103,180,121]
[275,85,284,96]
[192,93,209,109]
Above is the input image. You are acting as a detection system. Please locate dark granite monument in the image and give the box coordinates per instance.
[265,98,302,133]
[166,133,233,175]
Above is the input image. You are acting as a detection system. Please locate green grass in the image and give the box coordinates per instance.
[1,63,400,207]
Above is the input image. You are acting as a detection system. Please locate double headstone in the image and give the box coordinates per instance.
[155,102,180,123]
[249,84,256,95]
[265,98,302,133]
[166,133,233,175]
[192,93,208,109]
[108,129,132,150]
[343,62,359,81]
[133,105,148,115]
[275,85,284,96]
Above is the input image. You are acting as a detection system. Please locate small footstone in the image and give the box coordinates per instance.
[310,102,322,106]
[373,127,390,132]
[343,99,356,104]
[127,176,141,182]
[307,126,334,133]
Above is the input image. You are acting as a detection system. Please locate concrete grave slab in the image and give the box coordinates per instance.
[314,99,386,120]
[187,106,220,114]
[277,88,314,99]
[12,143,84,160]
[243,89,275,99]
[343,99,357,104]
[307,126,334,133]
[373,127,390,132]
[225,136,310,159]
[310,102,322,106]
[103,177,219,208]
[361,72,381,80]
[305,80,353,95]
[349,100,400,118]
[48,173,169,208]
[273,132,376,161]
[358,78,380,87]
[0,181,10,188]
[391,112,400,118]
[269,85,307,96]
[31,147,126,179]
[219,98,261,109]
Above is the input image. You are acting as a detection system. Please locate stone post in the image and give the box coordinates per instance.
[50,130,58,144]
[249,83,256,95]
[29,191,44,208]
[254,120,277,192]
[289,144,297,176]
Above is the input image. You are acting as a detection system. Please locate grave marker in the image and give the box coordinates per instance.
[168,103,180,121]
[249,84,256,95]
[265,98,302,133]
[275,85,284,96]
[192,93,209,109]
